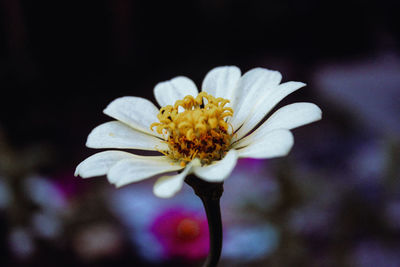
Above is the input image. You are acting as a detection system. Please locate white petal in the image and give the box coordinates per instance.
[153,163,193,198]
[154,76,198,107]
[201,66,241,105]
[260,102,322,132]
[233,81,306,141]
[86,121,168,151]
[107,156,183,187]
[234,102,321,147]
[236,129,294,159]
[75,151,134,178]
[193,149,238,182]
[230,68,282,129]
[103,96,161,137]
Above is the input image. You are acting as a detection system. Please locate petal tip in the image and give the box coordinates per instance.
[102,96,124,116]
[153,188,176,199]
[315,105,323,119]
[284,131,295,155]
[115,183,124,188]
[306,103,323,122]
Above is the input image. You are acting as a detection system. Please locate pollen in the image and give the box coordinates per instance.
[151,92,233,166]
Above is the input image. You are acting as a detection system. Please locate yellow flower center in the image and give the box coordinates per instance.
[151,92,233,167]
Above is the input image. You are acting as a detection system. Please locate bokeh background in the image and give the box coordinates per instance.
[1,0,400,266]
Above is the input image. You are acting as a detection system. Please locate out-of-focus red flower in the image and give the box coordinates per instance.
[150,208,209,260]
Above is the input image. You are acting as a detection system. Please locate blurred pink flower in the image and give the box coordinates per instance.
[150,208,209,260]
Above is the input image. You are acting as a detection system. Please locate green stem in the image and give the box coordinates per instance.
[185,175,223,267]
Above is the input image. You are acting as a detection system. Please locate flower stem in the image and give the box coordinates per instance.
[185,175,223,267]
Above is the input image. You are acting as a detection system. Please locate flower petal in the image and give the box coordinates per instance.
[86,121,168,151]
[107,156,183,187]
[74,151,134,178]
[233,81,306,141]
[193,149,238,182]
[236,129,294,159]
[230,68,282,129]
[103,96,161,137]
[201,66,241,105]
[154,76,198,107]
[234,102,321,147]
[153,163,193,198]
[262,102,322,130]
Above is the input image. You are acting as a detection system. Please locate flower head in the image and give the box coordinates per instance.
[75,66,322,198]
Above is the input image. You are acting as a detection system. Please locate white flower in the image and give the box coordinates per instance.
[75,66,322,198]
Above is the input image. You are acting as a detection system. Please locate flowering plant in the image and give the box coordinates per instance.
[75,66,321,266]
[75,66,321,197]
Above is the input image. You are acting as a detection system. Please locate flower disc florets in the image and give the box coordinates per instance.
[151,92,233,166]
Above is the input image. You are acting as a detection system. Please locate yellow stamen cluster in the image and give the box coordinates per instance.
[151,92,233,166]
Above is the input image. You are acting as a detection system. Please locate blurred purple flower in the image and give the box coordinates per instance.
[150,208,209,260]
[8,228,35,259]
[109,157,280,263]
[223,223,279,262]
[109,183,203,262]
[223,158,280,222]
[23,174,75,240]
[314,52,400,136]
[24,175,68,212]
[289,205,335,237]
[31,211,62,240]
[351,240,400,267]
[349,140,386,184]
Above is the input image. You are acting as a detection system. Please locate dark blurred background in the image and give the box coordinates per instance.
[1,0,400,266]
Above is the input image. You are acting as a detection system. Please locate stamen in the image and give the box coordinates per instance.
[151,92,233,166]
